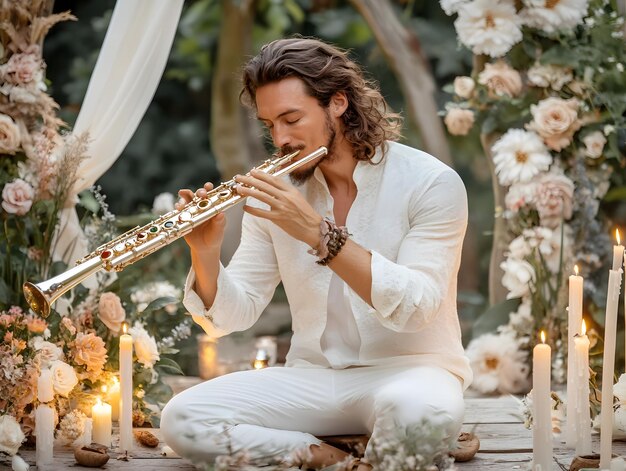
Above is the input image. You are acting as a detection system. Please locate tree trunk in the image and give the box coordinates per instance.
[210,0,264,263]
[349,0,453,167]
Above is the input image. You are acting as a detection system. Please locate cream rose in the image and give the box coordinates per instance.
[5,50,43,85]
[0,414,25,455]
[582,131,606,159]
[454,76,475,99]
[0,113,21,154]
[49,360,79,397]
[72,332,107,373]
[98,292,126,333]
[526,97,582,151]
[2,179,34,216]
[527,63,573,91]
[129,323,160,368]
[33,337,64,367]
[534,170,575,228]
[478,61,522,97]
[444,108,475,136]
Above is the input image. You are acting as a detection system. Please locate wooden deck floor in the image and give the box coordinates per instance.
[4,379,626,470]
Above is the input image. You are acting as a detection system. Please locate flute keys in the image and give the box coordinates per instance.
[178,211,192,223]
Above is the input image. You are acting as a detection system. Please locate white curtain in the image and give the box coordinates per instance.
[54,0,184,264]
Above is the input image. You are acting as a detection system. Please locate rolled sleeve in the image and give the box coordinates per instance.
[370,169,468,332]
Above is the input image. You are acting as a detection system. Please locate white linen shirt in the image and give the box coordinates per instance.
[184,141,473,389]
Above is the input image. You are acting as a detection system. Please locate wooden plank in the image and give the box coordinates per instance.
[464,396,523,424]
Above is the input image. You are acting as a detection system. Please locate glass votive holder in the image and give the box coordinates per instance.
[254,335,277,366]
[197,334,219,380]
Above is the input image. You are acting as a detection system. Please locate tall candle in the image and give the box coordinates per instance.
[600,267,623,469]
[119,322,133,453]
[35,404,54,467]
[92,396,112,447]
[612,229,624,271]
[566,265,584,448]
[532,331,552,471]
[574,320,591,456]
[37,368,54,403]
[107,377,120,422]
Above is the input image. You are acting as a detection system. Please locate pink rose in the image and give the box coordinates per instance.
[444,109,475,136]
[98,292,126,333]
[526,97,582,151]
[0,114,21,154]
[1,179,34,215]
[534,170,575,228]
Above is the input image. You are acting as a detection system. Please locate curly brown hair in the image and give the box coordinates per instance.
[240,37,403,162]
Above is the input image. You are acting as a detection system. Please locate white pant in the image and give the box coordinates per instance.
[161,364,464,468]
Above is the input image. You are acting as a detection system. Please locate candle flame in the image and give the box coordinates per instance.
[574,264,579,276]
[617,228,622,246]
[581,319,587,336]
[122,322,128,334]
[540,330,546,344]
[95,396,102,406]
[112,376,119,386]
[102,385,107,394]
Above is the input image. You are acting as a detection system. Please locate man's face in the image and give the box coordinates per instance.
[256,77,338,184]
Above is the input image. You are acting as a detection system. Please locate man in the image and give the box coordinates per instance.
[161,37,472,470]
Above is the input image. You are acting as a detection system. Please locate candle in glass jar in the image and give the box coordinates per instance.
[91,395,112,447]
[566,264,583,448]
[574,320,591,456]
[119,322,133,453]
[532,331,552,471]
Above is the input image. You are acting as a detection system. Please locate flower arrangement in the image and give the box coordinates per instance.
[441,0,625,394]
[0,2,192,461]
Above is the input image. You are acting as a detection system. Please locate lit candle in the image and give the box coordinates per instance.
[119,322,133,453]
[612,229,624,271]
[37,368,54,403]
[566,264,583,448]
[107,377,120,422]
[532,331,552,471]
[252,349,269,370]
[197,334,219,380]
[574,320,591,456]
[35,404,54,467]
[91,394,112,447]
[600,265,623,469]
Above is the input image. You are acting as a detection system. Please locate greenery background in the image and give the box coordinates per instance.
[43,0,498,374]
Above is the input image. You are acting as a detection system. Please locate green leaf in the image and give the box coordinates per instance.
[155,356,184,376]
[604,186,626,202]
[141,296,179,313]
[472,298,521,338]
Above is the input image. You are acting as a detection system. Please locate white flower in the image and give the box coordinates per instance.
[0,415,25,455]
[500,257,536,299]
[505,181,537,213]
[492,129,552,186]
[440,0,470,15]
[32,337,63,367]
[466,332,530,394]
[478,61,523,97]
[520,0,589,33]
[98,292,126,333]
[151,192,175,215]
[527,63,573,90]
[615,374,626,403]
[582,131,607,159]
[1,179,35,216]
[131,281,181,313]
[11,454,29,471]
[444,108,475,136]
[49,360,79,397]
[129,322,160,368]
[0,114,21,154]
[453,76,476,98]
[454,0,523,58]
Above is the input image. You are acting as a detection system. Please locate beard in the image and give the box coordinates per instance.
[285,110,338,186]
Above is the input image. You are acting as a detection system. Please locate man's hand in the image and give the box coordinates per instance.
[234,170,322,249]
[177,182,226,254]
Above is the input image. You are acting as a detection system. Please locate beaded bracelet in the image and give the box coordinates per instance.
[307,218,350,266]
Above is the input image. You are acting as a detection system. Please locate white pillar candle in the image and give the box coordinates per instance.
[119,322,134,454]
[37,368,54,403]
[197,334,219,380]
[35,404,54,467]
[532,331,552,471]
[574,320,592,456]
[600,267,623,469]
[107,377,120,422]
[612,229,624,271]
[566,265,584,448]
[92,396,112,447]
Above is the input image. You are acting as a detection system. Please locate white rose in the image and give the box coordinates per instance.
[478,61,523,97]
[444,108,475,136]
[98,292,126,333]
[0,415,25,455]
[49,360,78,397]
[582,131,606,159]
[453,76,475,98]
[2,179,34,216]
[129,323,160,368]
[500,257,536,299]
[526,97,582,151]
[33,337,63,367]
[151,192,175,215]
[0,113,21,154]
